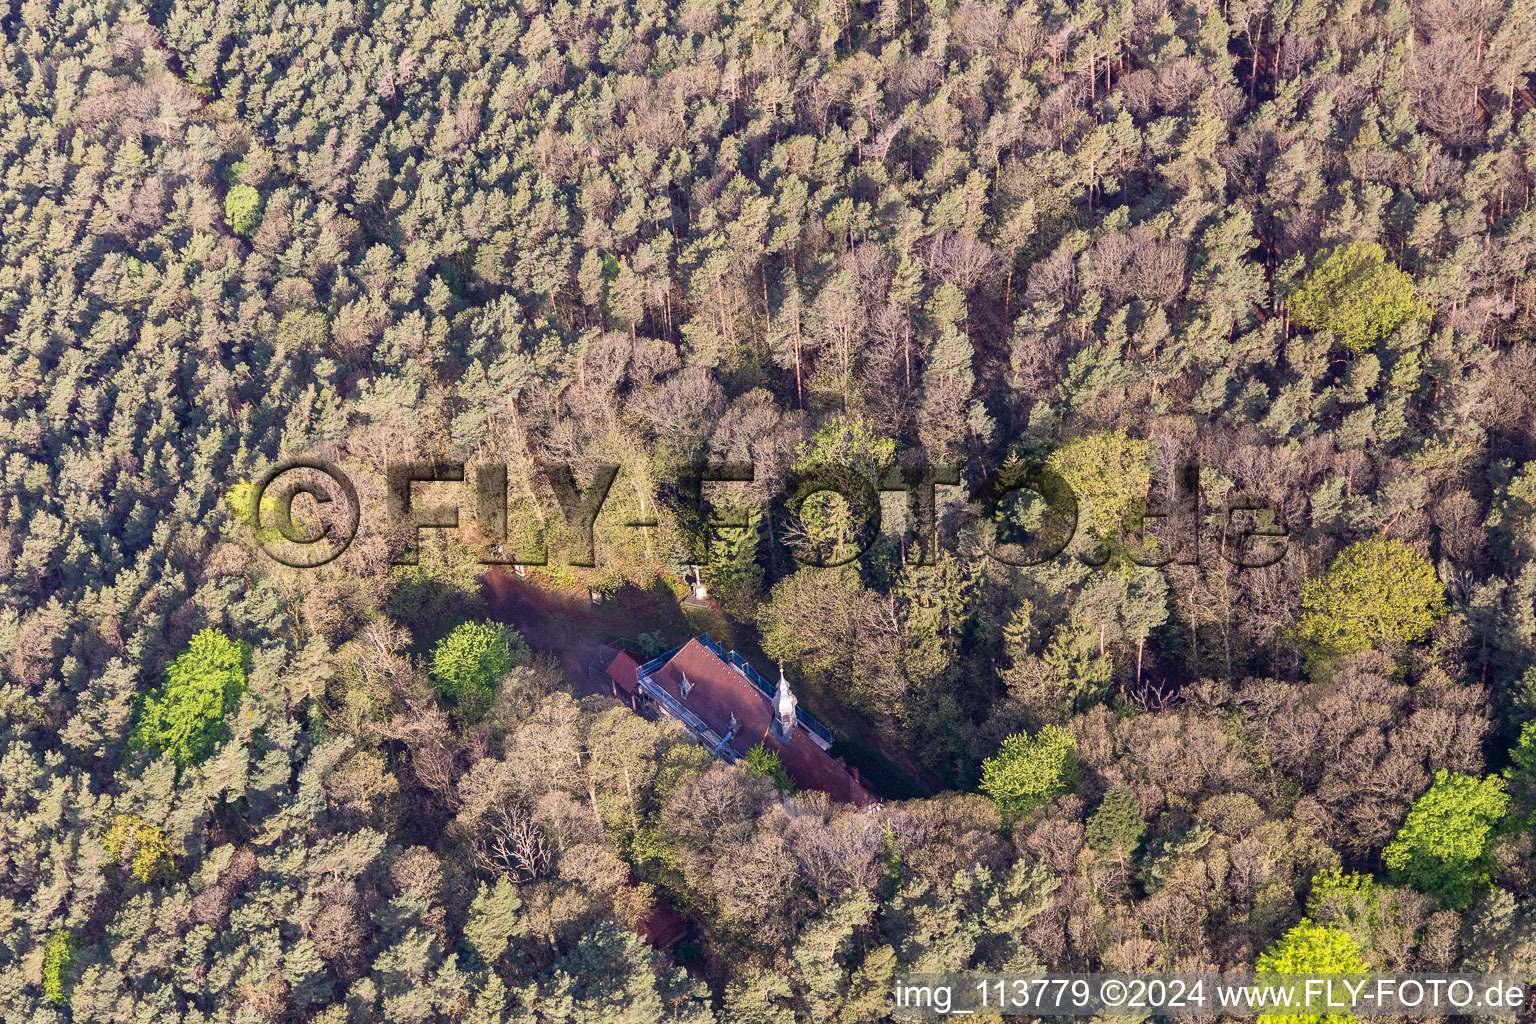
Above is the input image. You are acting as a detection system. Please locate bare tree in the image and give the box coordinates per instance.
[923,232,1000,292]
[472,800,553,881]
[1408,35,1488,146]
[376,684,461,806]
[784,807,884,900]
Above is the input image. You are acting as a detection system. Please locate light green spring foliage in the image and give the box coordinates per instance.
[1296,537,1445,668]
[1306,868,1379,919]
[43,928,74,1005]
[1255,920,1367,1024]
[1046,430,1151,550]
[130,628,249,767]
[430,621,530,720]
[1256,920,1367,973]
[1383,769,1508,909]
[225,479,274,540]
[1305,869,1383,951]
[225,478,321,546]
[224,184,262,236]
[1288,242,1427,354]
[102,814,174,882]
[793,414,898,480]
[979,725,1078,821]
[741,743,795,793]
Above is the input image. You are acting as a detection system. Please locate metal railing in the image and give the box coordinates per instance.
[721,650,835,743]
[635,672,738,763]
[636,645,682,678]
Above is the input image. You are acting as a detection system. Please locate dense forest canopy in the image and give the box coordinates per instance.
[6,0,1536,1019]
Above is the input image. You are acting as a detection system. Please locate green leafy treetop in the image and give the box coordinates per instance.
[1288,241,1428,355]
[43,928,76,1005]
[979,725,1078,822]
[741,743,795,793]
[1303,868,1435,960]
[1305,868,1381,943]
[793,414,897,480]
[130,628,250,767]
[1382,769,1508,909]
[224,184,262,236]
[788,416,897,564]
[1046,429,1151,556]
[430,621,531,721]
[1255,920,1367,1024]
[1296,537,1445,671]
[225,478,321,547]
[102,814,175,882]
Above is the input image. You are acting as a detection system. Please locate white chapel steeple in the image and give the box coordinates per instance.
[772,660,798,743]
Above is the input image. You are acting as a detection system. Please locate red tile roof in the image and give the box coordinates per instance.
[604,650,640,694]
[646,639,877,807]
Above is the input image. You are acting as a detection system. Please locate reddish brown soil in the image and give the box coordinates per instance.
[480,568,701,694]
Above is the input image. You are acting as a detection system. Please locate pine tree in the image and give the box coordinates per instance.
[463,877,526,964]
[1085,787,1145,866]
